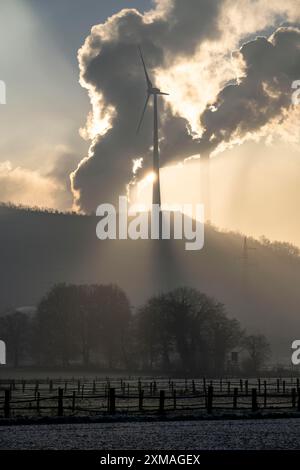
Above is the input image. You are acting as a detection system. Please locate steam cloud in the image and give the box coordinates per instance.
[71,0,300,212]
[199,27,300,155]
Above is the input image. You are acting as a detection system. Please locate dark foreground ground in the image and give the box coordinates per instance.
[1,418,300,450]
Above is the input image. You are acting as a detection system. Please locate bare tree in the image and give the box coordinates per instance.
[34,283,131,368]
[242,334,271,373]
[0,311,31,367]
[136,287,243,375]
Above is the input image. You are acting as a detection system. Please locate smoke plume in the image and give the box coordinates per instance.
[199,27,300,156]
[71,0,300,212]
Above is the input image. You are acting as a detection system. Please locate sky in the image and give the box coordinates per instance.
[1,0,300,246]
[0,0,151,208]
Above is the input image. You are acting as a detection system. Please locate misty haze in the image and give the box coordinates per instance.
[1,0,300,457]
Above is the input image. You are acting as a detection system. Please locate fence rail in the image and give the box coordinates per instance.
[1,377,300,418]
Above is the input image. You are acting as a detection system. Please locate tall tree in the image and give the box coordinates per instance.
[34,283,131,368]
[137,295,173,371]
[90,284,131,368]
[242,334,271,373]
[136,287,243,374]
[0,311,31,367]
[34,284,80,366]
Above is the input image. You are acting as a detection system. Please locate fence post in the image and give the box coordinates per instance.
[283,380,286,394]
[35,381,39,399]
[192,380,196,394]
[277,379,280,393]
[108,388,115,414]
[220,378,223,392]
[159,390,165,413]
[22,380,26,393]
[173,390,177,410]
[4,390,10,418]
[37,392,40,414]
[207,386,213,414]
[251,388,258,412]
[292,388,296,408]
[49,380,53,393]
[77,380,81,393]
[139,389,144,411]
[258,378,261,394]
[58,388,64,416]
[245,380,248,396]
[240,379,243,392]
[298,389,300,411]
[233,387,238,409]
[264,385,267,408]
[72,391,76,412]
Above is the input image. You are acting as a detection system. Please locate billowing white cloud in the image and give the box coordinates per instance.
[199,27,300,156]
[71,0,300,213]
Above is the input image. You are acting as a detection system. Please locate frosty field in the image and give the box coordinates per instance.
[1,418,300,450]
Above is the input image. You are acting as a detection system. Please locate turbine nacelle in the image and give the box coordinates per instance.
[148,86,168,96]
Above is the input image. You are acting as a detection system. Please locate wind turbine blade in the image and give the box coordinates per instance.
[138,46,152,89]
[136,94,150,134]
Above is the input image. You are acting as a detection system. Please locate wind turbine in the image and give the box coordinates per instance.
[137,46,169,208]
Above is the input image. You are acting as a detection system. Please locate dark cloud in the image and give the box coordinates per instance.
[71,0,221,211]
[199,27,300,154]
[71,0,300,213]
[153,0,221,57]
[48,148,81,209]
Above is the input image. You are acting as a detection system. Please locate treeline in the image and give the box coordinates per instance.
[0,202,84,217]
[0,284,270,375]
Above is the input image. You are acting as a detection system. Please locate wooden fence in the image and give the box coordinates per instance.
[1,377,300,418]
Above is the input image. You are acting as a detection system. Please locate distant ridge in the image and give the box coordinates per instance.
[0,203,299,360]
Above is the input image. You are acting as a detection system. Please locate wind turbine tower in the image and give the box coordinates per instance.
[241,236,256,296]
[137,47,169,208]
